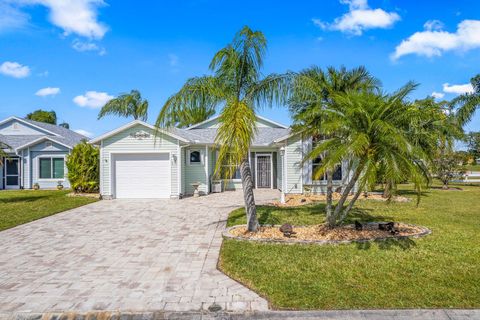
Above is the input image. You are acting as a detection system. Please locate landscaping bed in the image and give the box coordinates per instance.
[219,184,480,309]
[271,193,410,207]
[225,222,430,244]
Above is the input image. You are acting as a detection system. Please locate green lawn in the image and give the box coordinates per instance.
[466,164,480,171]
[0,190,98,231]
[220,184,480,310]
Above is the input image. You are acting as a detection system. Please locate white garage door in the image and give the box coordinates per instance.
[114,153,171,199]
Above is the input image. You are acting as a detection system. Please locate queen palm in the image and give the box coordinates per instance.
[451,74,480,126]
[289,66,379,226]
[98,89,148,121]
[308,83,432,227]
[156,26,290,231]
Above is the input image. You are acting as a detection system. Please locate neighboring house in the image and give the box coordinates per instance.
[0,116,87,190]
[91,115,352,199]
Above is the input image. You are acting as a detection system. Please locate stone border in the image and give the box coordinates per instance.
[223,222,431,245]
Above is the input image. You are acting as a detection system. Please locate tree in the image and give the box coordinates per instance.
[305,83,433,227]
[59,122,70,129]
[466,132,480,159]
[66,141,100,193]
[289,66,379,226]
[98,90,148,121]
[451,74,480,126]
[0,142,11,166]
[26,110,57,124]
[156,26,290,232]
[433,150,466,189]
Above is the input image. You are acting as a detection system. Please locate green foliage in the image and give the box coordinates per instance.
[66,141,99,193]
[466,131,480,158]
[98,89,148,121]
[26,109,57,124]
[433,149,467,188]
[0,141,11,166]
[450,74,480,126]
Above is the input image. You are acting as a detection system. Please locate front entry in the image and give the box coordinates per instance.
[256,154,272,188]
[5,158,20,189]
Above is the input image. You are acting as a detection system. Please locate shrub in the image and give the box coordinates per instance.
[66,141,99,193]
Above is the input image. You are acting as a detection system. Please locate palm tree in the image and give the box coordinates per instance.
[451,74,480,126]
[0,142,11,166]
[156,26,290,231]
[98,90,148,121]
[161,101,216,128]
[306,82,433,227]
[289,66,379,226]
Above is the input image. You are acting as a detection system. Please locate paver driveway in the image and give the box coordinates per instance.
[0,190,279,313]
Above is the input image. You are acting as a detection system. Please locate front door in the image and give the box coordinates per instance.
[5,158,20,189]
[256,155,272,188]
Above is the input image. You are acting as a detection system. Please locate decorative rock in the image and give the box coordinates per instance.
[279,223,296,238]
[207,303,223,312]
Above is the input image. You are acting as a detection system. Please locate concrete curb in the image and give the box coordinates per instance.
[223,223,432,246]
[1,309,479,320]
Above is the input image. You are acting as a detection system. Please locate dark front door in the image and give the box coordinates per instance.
[256,155,271,188]
[5,158,20,189]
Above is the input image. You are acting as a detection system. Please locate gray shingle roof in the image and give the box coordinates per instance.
[0,117,87,151]
[172,127,291,146]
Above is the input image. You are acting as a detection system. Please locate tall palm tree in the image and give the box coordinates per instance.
[451,74,480,126]
[156,26,290,231]
[289,66,379,226]
[98,90,148,121]
[162,102,216,128]
[306,82,433,227]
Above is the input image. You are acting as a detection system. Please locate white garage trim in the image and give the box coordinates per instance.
[110,151,172,199]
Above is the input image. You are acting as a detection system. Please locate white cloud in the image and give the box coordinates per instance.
[74,129,93,137]
[0,2,29,32]
[0,61,31,78]
[73,91,113,109]
[35,87,60,97]
[313,0,400,36]
[6,0,107,39]
[72,39,106,55]
[424,20,444,31]
[431,91,445,99]
[442,83,474,95]
[392,19,480,60]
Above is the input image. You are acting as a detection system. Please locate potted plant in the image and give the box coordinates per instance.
[211,175,223,193]
[57,181,64,190]
[33,183,40,190]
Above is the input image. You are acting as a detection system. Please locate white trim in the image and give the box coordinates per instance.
[187,149,204,165]
[0,116,60,137]
[4,157,20,189]
[15,136,72,151]
[99,140,104,195]
[284,142,288,193]
[109,151,172,199]
[89,120,189,144]
[36,155,66,181]
[185,115,288,130]
[273,131,299,144]
[205,145,209,194]
[177,143,181,197]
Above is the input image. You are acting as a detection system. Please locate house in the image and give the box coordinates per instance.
[91,115,352,199]
[0,116,87,190]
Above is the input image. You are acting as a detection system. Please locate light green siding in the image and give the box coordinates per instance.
[100,124,180,198]
[183,147,208,195]
[285,136,303,194]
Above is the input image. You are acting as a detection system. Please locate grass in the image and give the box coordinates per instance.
[219,183,480,309]
[466,164,480,171]
[0,190,98,231]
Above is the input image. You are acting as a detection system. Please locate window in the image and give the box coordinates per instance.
[188,150,202,165]
[311,137,342,181]
[218,152,241,180]
[39,157,64,179]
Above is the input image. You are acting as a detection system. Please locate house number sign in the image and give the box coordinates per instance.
[129,131,151,140]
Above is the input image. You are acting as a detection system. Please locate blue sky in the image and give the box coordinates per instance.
[1,0,480,138]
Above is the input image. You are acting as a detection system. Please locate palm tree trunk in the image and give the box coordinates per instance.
[333,160,366,222]
[240,158,259,232]
[325,169,335,228]
[339,186,363,224]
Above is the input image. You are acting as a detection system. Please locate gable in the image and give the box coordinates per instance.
[0,118,52,136]
[187,115,287,130]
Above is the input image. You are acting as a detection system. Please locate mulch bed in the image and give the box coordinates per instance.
[271,193,410,207]
[225,222,430,244]
[67,192,101,199]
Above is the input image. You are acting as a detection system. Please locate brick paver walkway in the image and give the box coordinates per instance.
[0,190,279,313]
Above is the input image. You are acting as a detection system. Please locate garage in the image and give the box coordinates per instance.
[113,153,171,199]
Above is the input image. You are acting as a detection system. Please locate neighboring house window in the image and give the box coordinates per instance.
[220,153,241,180]
[39,157,64,179]
[188,150,202,165]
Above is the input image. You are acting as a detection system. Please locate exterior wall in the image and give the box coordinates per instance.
[31,151,70,189]
[0,163,3,189]
[100,124,180,198]
[285,136,303,194]
[183,146,208,195]
[277,151,283,192]
[0,120,49,135]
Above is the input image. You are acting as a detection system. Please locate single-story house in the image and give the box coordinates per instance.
[90,115,353,199]
[0,116,86,190]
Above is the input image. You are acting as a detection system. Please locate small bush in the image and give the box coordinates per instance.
[66,141,99,193]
